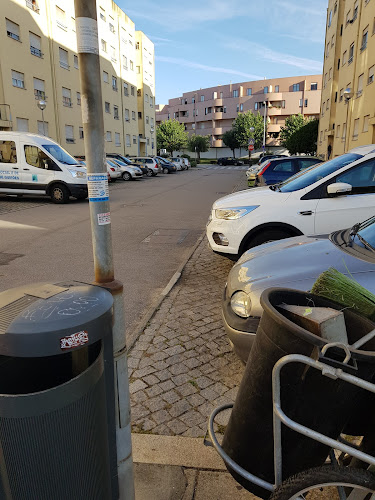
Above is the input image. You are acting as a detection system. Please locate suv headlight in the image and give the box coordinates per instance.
[230,291,252,318]
[215,206,259,220]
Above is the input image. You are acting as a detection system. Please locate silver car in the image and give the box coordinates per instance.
[223,216,375,363]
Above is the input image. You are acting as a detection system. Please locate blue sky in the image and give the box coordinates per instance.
[118,0,327,105]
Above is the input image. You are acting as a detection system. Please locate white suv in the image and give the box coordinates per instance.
[132,157,161,176]
[207,145,375,258]
[171,157,186,170]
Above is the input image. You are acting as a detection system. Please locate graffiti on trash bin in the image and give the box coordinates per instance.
[60,330,89,350]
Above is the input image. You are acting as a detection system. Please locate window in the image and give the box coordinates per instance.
[105,102,110,113]
[56,7,67,30]
[133,135,137,144]
[16,118,28,131]
[145,94,149,103]
[126,134,131,147]
[299,99,303,107]
[33,77,45,100]
[59,48,69,69]
[200,95,204,102]
[103,71,108,83]
[338,58,341,70]
[131,86,135,96]
[62,87,72,107]
[110,46,116,62]
[26,0,39,13]
[293,83,300,92]
[114,106,119,119]
[240,103,244,111]
[136,66,140,74]
[100,9,106,22]
[311,82,318,90]
[275,85,279,92]
[6,19,20,41]
[25,145,51,167]
[334,1,337,14]
[101,39,107,52]
[331,35,335,47]
[328,9,332,27]
[263,87,268,94]
[363,115,370,133]
[135,42,140,50]
[323,73,327,88]
[71,17,76,31]
[138,112,142,119]
[146,116,149,124]
[76,92,81,105]
[115,133,120,146]
[30,32,42,57]
[343,50,347,65]
[130,61,134,70]
[65,125,74,143]
[342,123,347,140]
[326,42,330,57]
[304,99,308,107]
[37,120,48,136]
[74,55,78,69]
[147,138,150,146]
[336,124,341,138]
[373,17,375,35]
[329,68,332,80]
[361,27,369,51]
[348,43,354,64]
[233,90,239,97]
[79,127,84,139]
[322,102,325,116]
[255,102,258,110]
[353,1,358,20]
[346,10,352,25]
[11,70,24,89]
[124,82,129,96]
[369,65,375,84]
[109,23,115,34]
[246,88,252,96]
[112,76,117,91]
[192,96,195,103]
[357,74,364,96]
[236,104,239,112]
[327,99,330,110]
[336,159,375,194]
[124,109,129,121]
[137,89,142,97]
[352,118,359,138]
[151,118,154,127]
[106,131,112,142]
[150,96,153,107]
[132,111,135,120]
[0,141,17,163]
[123,55,128,70]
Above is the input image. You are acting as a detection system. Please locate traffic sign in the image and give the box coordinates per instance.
[248,138,255,146]
[248,145,254,151]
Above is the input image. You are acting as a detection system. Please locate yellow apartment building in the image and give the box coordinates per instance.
[0,0,156,157]
[318,0,375,159]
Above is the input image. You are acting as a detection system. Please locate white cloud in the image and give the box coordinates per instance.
[155,56,263,80]
[277,1,326,17]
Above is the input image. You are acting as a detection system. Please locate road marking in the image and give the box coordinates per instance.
[0,220,45,230]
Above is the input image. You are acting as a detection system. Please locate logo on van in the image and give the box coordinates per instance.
[60,330,89,350]
[32,174,38,182]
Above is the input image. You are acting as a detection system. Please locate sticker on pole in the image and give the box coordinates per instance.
[60,331,89,350]
[87,173,109,202]
[76,17,99,55]
[97,212,111,225]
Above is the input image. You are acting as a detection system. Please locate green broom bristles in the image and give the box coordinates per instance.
[311,267,375,321]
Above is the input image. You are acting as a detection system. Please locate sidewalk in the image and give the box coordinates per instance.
[128,176,259,498]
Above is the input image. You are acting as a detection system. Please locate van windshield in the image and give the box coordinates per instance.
[278,153,363,193]
[43,144,81,165]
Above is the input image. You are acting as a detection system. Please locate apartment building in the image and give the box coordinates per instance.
[156,75,322,154]
[0,0,156,157]
[318,0,375,159]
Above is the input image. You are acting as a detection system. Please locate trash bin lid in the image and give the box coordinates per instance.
[0,281,113,357]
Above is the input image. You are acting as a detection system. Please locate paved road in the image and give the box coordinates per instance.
[0,165,245,335]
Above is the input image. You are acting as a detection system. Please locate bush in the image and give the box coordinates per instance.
[190,160,197,167]
[181,153,191,159]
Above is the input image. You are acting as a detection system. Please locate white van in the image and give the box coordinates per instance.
[0,132,87,203]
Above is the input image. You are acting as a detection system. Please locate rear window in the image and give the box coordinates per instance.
[279,153,363,193]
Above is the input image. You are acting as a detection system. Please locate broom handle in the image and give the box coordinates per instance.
[351,328,375,350]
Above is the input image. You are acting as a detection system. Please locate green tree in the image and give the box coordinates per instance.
[156,119,188,155]
[286,119,319,155]
[222,129,241,158]
[280,114,307,150]
[232,111,265,151]
[188,134,210,163]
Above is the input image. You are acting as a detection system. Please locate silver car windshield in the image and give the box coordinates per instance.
[279,153,363,193]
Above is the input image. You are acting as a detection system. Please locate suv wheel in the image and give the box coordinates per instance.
[244,229,291,251]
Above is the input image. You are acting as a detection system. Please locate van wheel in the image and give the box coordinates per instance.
[122,172,131,181]
[51,184,70,204]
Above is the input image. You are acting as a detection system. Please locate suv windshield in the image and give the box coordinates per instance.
[279,153,362,193]
[43,144,80,165]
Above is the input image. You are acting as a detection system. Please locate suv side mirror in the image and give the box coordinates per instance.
[327,182,352,196]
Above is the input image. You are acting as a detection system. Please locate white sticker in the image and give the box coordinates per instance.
[97,212,111,225]
[87,174,109,202]
[76,17,99,55]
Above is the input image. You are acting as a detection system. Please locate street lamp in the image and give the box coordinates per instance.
[262,101,267,153]
[343,88,353,153]
[248,126,255,165]
[150,126,154,156]
[37,99,47,136]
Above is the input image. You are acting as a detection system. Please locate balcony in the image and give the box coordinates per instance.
[212,139,223,147]
[213,98,223,106]
[265,92,283,101]
[0,104,12,129]
[267,124,281,133]
[213,112,224,120]
[267,107,283,116]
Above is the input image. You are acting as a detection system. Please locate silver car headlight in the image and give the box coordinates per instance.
[215,206,259,220]
[230,291,252,318]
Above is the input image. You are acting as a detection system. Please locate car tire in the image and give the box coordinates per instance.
[146,169,153,177]
[163,167,169,174]
[244,229,291,251]
[50,183,70,204]
[122,172,131,181]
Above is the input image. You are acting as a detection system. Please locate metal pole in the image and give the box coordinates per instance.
[344,98,350,154]
[74,2,134,499]
[263,100,267,152]
[41,108,45,136]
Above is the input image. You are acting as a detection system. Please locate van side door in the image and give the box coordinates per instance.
[0,139,22,192]
[22,144,60,194]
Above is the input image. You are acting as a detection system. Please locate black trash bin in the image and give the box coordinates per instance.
[0,281,118,500]
[222,288,375,499]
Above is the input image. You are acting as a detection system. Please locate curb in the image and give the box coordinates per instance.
[127,232,206,352]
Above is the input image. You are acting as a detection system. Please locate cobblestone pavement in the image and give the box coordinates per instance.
[128,177,247,438]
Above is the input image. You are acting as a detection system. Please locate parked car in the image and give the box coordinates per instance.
[217,157,244,166]
[171,157,187,170]
[132,157,161,176]
[78,158,122,182]
[109,158,143,180]
[257,154,288,165]
[254,156,322,187]
[206,144,375,258]
[155,157,177,174]
[0,132,87,203]
[106,154,148,176]
[223,215,375,363]
[183,157,191,169]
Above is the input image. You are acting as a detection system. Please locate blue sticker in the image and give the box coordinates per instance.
[32,174,38,182]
